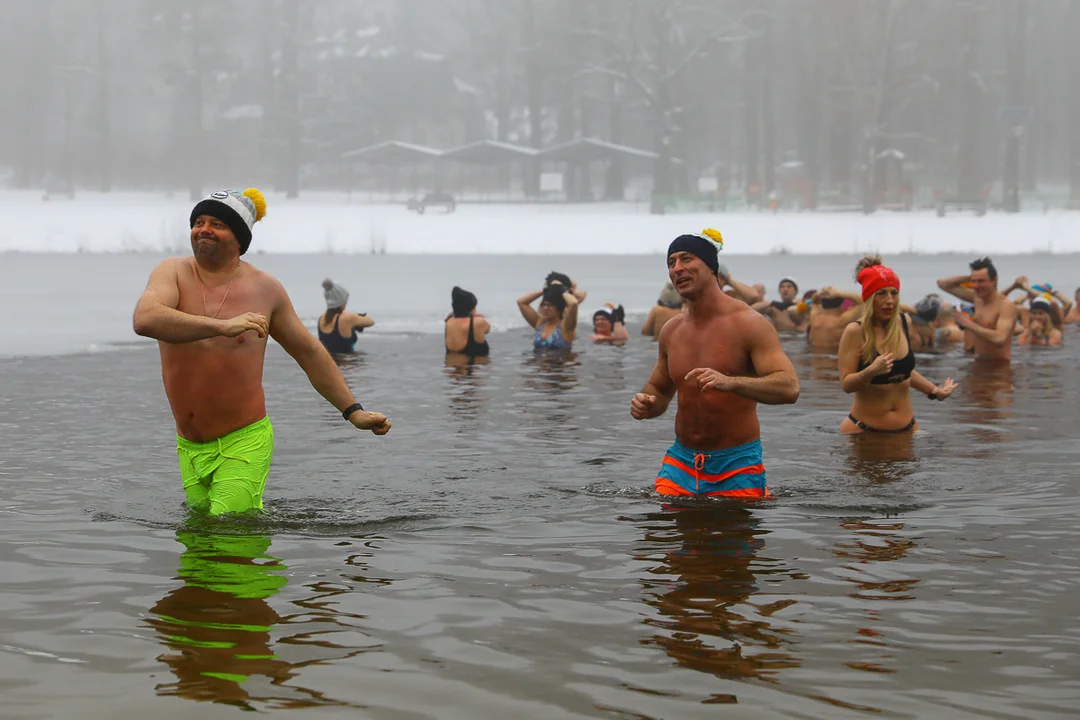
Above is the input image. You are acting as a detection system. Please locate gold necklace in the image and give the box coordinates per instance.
[193,258,240,318]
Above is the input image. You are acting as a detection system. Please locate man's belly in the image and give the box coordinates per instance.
[674,404,761,451]
[161,348,268,441]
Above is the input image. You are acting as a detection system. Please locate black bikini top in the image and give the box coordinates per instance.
[771,299,794,311]
[857,315,915,384]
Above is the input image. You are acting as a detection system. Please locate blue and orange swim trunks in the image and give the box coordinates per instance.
[655,438,770,499]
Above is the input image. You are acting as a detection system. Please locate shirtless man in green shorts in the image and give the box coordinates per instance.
[133,188,391,516]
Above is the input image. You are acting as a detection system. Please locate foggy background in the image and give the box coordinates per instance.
[1,0,1077,215]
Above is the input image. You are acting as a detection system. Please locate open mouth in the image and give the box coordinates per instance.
[674,277,692,288]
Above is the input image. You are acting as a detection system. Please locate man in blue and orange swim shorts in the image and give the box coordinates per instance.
[630,228,800,499]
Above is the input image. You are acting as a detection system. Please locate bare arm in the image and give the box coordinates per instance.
[727,277,763,304]
[961,302,1017,347]
[909,370,937,397]
[132,259,252,343]
[635,325,678,418]
[937,274,975,302]
[838,323,888,393]
[269,283,361,412]
[560,292,579,340]
[516,290,543,328]
[839,302,865,323]
[346,313,375,330]
[1051,290,1072,316]
[641,307,657,336]
[612,321,629,340]
[728,315,799,404]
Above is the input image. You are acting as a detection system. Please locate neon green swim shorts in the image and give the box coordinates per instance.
[177,416,274,516]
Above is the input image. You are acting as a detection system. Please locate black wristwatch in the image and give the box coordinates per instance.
[342,403,364,420]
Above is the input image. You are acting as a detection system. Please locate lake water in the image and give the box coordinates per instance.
[1,252,1078,718]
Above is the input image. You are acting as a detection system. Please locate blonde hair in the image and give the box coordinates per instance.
[852,254,898,363]
[859,292,903,364]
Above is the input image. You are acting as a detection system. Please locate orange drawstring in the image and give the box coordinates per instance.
[694,453,708,494]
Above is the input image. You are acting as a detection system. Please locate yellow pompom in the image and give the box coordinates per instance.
[604,302,615,310]
[700,227,723,248]
[243,187,267,222]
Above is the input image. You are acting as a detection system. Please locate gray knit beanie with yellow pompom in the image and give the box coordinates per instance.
[189,188,268,255]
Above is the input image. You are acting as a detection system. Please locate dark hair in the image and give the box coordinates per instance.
[323,306,344,324]
[545,271,572,289]
[541,284,567,315]
[969,257,997,280]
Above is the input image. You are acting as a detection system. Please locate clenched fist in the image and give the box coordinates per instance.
[630,392,657,420]
[218,312,269,339]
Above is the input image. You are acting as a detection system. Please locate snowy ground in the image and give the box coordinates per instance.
[1,189,1077,255]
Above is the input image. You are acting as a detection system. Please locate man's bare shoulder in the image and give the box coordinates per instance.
[656,313,686,345]
[156,257,190,274]
[241,262,286,292]
[730,301,778,335]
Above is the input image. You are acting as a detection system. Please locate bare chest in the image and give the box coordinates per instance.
[177,272,272,319]
[667,322,752,380]
[973,303,1000,329]
[176,272,273,351]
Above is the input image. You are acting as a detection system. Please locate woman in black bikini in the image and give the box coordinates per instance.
[445,286,490,357]
[838,256,958,434]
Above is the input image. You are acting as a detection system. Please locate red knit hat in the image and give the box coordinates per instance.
[857,265,900,301]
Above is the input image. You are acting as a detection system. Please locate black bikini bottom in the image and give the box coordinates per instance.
[848,414,916,433]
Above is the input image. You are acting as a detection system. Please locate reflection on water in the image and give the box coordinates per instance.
[330,350,367,371]
[146,529,359,711]
[444,354,490,425]
[802,348,841,386]
[636,506,797,695]
[519,351,582,441]
[833,519,917,677]
[957,360,1016,449]
[845,431,918,482]
[959,359,1014,415]
[520,350,581,393]
[834,519,918,599]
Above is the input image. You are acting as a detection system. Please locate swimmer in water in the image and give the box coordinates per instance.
[806,286,864,350]
[631,228,799,498]
[907,294,963,352]
[838,256,957,434]
[591,304,629,344]
[132,188,391,516]
[1006,277,1072,329]
[717,264,766,304]
[937,257,1017,360]
[642,283,684,339]
[753,277,805,332]
[445,286,490,357]
[1065,288,1080,324]
[317,279,374,355]
[517,275,583,350]
[1017,296,1063,346]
